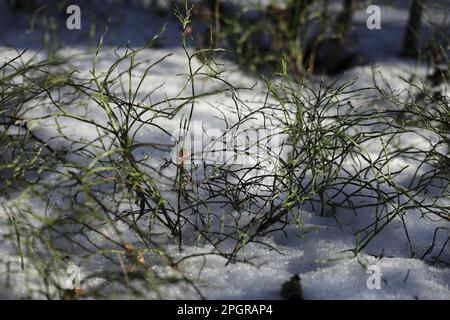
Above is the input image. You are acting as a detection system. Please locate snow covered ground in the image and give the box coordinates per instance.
[0,0,449,300]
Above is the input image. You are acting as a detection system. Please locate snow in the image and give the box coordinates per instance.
[0,0,449,300]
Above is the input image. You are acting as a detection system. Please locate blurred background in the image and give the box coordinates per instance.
[1,0,449,77]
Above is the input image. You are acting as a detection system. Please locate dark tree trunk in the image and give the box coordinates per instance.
[402,0,425,57]
[317,0,358,73]
[337,0,358,41]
